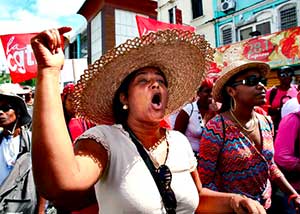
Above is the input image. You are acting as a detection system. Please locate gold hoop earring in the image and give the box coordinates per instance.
[230,97,236,111]
[123,104,128,110]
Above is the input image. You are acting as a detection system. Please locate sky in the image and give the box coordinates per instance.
[0,0,87,70]
[0,0,87,35]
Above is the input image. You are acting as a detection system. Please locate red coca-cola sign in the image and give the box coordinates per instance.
[243,38,274,61]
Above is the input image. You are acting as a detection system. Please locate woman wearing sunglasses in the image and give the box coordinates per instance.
[198,60,300,213]
[30,28,267,214]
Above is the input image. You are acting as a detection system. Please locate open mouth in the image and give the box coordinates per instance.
[258,91,266,96]
[152,93,162,106]
[257,92,266,98]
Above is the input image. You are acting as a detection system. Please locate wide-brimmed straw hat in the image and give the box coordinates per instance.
[212,60,270,103]
[0,83,31,126]
[73,29,214,124]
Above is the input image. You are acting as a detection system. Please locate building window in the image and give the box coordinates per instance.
[169,7,176,24]
[221,26,233,45]
[176,8,182,24]
[192,0,203,19]
[91,11,102,63]
[239,21,271,41]
[280,5,297,30]
[256,22,271,36]
[240,27,252,41]
[69,42,77,59]
[115,9,139,46]
[169,7,182,24]
[80,30,88,58]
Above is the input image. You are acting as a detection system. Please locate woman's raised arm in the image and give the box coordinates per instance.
[31,28,105,202]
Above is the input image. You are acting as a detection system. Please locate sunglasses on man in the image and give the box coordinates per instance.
[0,104,13,112]
[231,75,267,87]
[279,71,294,78]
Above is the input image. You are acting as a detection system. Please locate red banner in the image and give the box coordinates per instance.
[209,26,300,75]
[135,15,195,37]
[1,33,65,83]
[0,33,38,83]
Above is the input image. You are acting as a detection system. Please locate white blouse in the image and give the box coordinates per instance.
[77,124,199,214]
[182,101,204,153]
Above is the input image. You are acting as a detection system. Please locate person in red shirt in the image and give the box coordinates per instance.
[61,83,96,142]
[266,66,298,134]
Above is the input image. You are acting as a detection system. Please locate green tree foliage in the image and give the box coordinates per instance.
[0,69,11,84]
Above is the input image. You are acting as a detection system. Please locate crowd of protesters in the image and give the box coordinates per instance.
[0,27,299,214]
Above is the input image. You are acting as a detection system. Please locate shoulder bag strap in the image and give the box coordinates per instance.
[189,102,194,118]
[123,125,176,213]
[213,115,226,169]
[20,127,31,152]
[126,126,157,175]
[220,114,226,143]
[15,127,31,160]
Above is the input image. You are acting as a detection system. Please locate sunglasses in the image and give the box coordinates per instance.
[157,164,177,213]
[0,104,13,112]
[279,72,294,78]
[231,75,267,87]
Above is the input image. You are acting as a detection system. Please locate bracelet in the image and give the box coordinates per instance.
[288,194,300,206]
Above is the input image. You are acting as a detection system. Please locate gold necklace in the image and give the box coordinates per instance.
[148,137,169,167]
[229,110,257,132]
[148,130,167,152]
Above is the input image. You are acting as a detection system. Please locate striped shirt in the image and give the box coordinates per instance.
[198,113,283,207]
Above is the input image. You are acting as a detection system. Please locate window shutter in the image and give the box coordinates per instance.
[280,6,297,30]
[222,27,232,45]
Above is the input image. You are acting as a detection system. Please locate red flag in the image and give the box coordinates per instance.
[136,15,195,37]
[0,33,38,83]
[0,33,65,83]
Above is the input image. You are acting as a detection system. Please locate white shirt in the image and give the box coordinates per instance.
[77,124,199,214]
[0,135,20,185]
[182,101,204,152]
[281,97,300,118]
